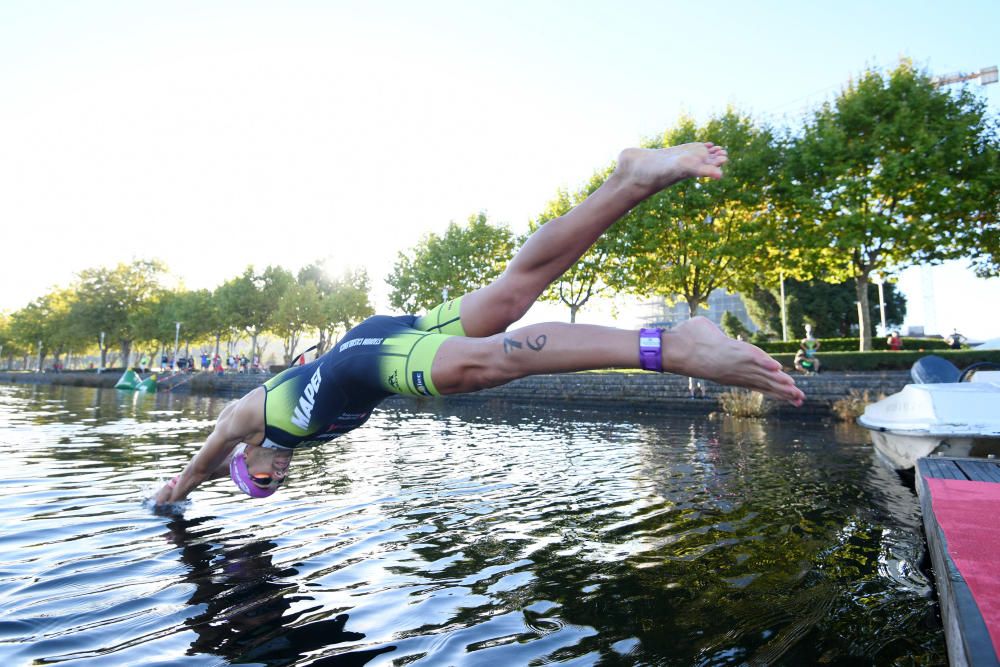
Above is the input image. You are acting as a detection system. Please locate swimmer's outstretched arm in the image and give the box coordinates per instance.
[153,388,265,504]
[431,317,805,405]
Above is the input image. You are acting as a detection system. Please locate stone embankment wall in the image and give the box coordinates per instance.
[0,370,910,416]
[438,370,909,416]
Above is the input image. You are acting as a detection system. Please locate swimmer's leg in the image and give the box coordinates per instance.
[454,143,728,337]
[429,317,805,405]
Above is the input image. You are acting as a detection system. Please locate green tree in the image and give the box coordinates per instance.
[70,260,167,368]
[297,263,374,356]
[0,313,27,369]
[319,269,374,350]
[43,288,86,368]
[130,287,173,367]
[174,288,216,359]
[5,288,81,370]
[530,170,624,322]
[216,266,295,365]
[9,301,47,370]
[132,288,218,368]
[742,278,906,338]
[618,110,784,316]
[720,311,751,340]
[788,61,999,349]
[272,281,322,365]
[387,212,516,314]
[209,284,242,360]
[0,313,12,369]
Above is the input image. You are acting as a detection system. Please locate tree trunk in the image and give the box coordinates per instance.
[214,334,221,359]
[121,341,132,369]
[686,296,699,319]
[855,274,872,351]
[317,329,328,356]
[569,305,578,324]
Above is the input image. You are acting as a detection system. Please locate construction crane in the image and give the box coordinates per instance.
[932,65,998,87]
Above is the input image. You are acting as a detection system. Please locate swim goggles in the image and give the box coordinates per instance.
[230,443,281,498]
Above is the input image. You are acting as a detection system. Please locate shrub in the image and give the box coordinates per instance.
[758,337,951,353]
[721,311,751,340]
[832,389,884,421]
[718,389,769,418]
[771,349,1000,372]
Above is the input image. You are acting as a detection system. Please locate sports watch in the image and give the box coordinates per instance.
[639,328,664,371]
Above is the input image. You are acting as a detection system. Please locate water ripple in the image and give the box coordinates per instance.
[0,385,943,664]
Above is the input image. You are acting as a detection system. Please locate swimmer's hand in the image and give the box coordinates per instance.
[153,475,181,505]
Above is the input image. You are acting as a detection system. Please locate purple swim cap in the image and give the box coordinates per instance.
[230,443,278,498]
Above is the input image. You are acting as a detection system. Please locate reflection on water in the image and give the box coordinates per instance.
[0,384,943,665]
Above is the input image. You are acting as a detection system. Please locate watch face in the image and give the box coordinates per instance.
[640,336,660,347]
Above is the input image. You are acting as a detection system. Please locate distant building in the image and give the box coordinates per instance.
[640,289,758,331]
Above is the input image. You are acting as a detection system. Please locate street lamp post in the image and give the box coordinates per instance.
[855,301,865,351]
[173,322,182,372]
[779,271,788,342]
[872,274,887,337]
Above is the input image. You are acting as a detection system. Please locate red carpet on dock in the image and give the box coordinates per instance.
[918,457,1000,666]
[927,478,1000,650]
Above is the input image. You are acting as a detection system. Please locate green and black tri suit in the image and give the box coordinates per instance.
[260,299,464,450]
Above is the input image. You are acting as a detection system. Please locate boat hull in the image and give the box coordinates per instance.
[867,429,1000,470]
[859,381,1000,470]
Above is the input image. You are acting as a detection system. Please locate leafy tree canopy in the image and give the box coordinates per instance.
[214,265,296,363]
[530,168,622,322]
[387,212,515,314]
[742,278,907,339]
[297,262,374,355]
[787,60,998,348]
[619,109,784,316]
[70,260,167,364]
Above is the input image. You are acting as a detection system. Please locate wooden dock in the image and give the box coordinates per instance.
[917,457,1000,666]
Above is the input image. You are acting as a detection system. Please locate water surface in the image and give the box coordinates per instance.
[0,384,944,665]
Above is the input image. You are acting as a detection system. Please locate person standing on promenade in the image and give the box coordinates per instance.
[946,329,967,349]
[154,143,805,505]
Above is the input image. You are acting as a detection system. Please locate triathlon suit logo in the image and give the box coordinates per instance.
[291,367,323,430]
[412,371,431,396]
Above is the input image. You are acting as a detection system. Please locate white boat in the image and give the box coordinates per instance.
[858,356,1000,469]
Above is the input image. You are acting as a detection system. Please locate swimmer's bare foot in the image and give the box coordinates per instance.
[663,317,805,406]
[616,142,728,195]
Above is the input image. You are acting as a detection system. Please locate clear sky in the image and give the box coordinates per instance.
[2,1,998,338]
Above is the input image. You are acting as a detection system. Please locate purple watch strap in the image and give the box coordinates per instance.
[639,328,663,372]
